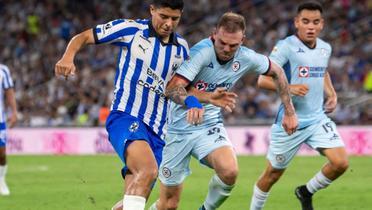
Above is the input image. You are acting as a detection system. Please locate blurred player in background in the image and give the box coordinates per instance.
[0,64,18,196]
[55,1,205,209]
[150,12,297,210]
[249,2,349,210]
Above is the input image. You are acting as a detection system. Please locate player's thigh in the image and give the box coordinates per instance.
[126,140,158,174]
[204,146,238,176]
[159,133,193,186]
[192,124,233,166]
[267,124,313,169]
[307,118,345,152]
[321,147,348,168]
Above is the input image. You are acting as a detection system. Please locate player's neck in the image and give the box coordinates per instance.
[295,34,317,49]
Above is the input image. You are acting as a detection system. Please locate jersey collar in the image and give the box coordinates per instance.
[295,34,317,49]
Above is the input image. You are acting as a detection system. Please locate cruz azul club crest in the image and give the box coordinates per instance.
[232,61,240,72]
[298,66,310,77]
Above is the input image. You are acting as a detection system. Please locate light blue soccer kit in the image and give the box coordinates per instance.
[94,19,189,177]
[0,65,14,147]
[267,35,344,169]
[159,38,270,186]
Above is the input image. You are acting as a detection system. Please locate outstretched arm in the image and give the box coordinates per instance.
[264,61,298,135]
[55,29,95,78]
[323,72,337,113]
[258,75,309,97]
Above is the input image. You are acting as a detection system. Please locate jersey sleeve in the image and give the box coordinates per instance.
[269,40,289,67]
[249,52,270,75]
[1,66,14,89]
[93,19,139,45]
[175,46,210,82]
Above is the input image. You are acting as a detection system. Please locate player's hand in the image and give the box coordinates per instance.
[7,113,17,128]
[324,95,337,113]
[186,107,204,125]
[55,58,76,80]
[209,87,238,113]
[289,84,309,96]
[282,112,298,135]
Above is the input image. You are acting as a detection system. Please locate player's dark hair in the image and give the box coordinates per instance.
[297,1,323,14]
[153,0,184,10]
[217,12,246,33]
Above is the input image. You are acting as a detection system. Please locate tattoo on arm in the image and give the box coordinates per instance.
[165,86,188,105]
[271,68,295,116]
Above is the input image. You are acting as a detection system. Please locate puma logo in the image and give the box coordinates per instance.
[139,44,148,54]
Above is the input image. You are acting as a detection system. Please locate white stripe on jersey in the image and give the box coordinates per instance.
[0,64,14,124]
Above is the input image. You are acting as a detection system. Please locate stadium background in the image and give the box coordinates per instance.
[0,0,371,210]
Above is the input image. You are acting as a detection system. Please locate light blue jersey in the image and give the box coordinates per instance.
[266,35,344,169]
[270,35,332,129]
[168,38,269,133]
[160,38,269,186]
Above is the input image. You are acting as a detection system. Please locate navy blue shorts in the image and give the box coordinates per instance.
[106,111,165,178]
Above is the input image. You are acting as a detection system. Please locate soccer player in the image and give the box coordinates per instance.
[55,1,208,210]
[149,12,298,210]
[0,64,18,196]
[249,2,349,210]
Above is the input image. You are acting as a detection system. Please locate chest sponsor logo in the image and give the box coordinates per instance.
[298,66,326,78]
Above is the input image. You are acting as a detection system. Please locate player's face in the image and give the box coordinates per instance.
[212,27,244,61]
[150,5,182,40]
[295,9,324,46]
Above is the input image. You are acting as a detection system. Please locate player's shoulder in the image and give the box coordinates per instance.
[109,18,150,29]
[0,64,10,72]
[175,33,188,48]
[276,35,297,47]
[316,38,332,50]
[190,38,214,56]
[239,45,258,55]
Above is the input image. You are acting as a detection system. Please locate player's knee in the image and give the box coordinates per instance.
[264,169,283,185]
[165,198,180,210]
[332,158,349,173]
[219,167,239,185]
[138,167,158,183]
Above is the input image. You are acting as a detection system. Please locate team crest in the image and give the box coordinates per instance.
[129,122,139,132]
[275,154,286,163]
[232,61,240,72]
[195,80,208,91]
[162,167,171,178]
[298,66,309,77]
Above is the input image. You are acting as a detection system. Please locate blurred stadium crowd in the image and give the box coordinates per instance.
[0,0,370,127]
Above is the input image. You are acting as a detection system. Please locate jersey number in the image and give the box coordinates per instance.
[322,122,334,133]
[207,127,220,135]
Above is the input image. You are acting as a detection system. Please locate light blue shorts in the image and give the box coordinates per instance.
[159,124,232,186]
[267,117,344,169]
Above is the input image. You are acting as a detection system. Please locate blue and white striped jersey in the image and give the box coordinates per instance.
[94,19,189,138]
[168,38,270,133]
[270,35,332,129]
[0,64,14,128]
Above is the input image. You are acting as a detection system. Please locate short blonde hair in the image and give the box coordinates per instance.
[217,12,246,33]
